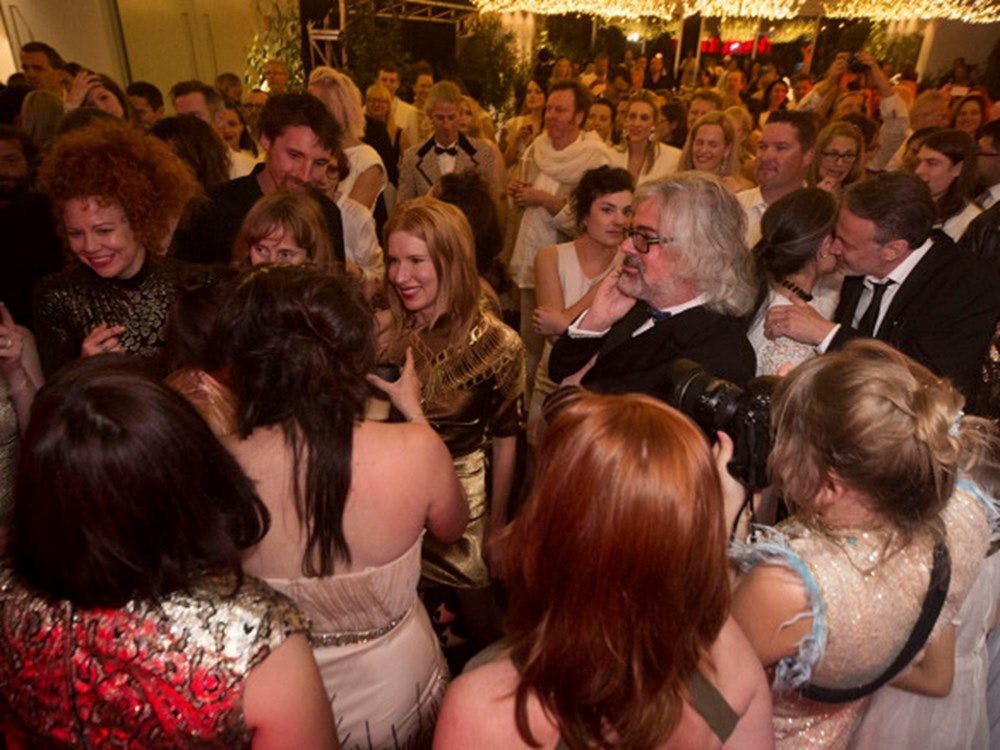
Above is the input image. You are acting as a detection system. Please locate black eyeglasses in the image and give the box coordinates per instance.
[627,230,673,254]
[821,150,858,162]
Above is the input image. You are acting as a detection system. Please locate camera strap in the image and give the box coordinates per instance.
[799,541,950,703]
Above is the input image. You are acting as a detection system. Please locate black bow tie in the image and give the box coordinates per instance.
[434,145,458,156]
[646,303,672,322]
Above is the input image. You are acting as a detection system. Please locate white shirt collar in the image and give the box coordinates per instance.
[866,237,933,287]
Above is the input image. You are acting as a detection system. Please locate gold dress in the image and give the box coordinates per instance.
[0,569,306,747]
[410,308,525,589]
[732,483,992,749]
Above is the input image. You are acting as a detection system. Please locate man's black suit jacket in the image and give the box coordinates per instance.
[171,164,346,266]
[830,232,1000,403]
[549,301,756,402]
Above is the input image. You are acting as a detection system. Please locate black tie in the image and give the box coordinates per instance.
[856,280,895,337]
[434,145,457,156]
[646,303,672,323]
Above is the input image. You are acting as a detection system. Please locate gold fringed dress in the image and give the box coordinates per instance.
[410,307,525,590]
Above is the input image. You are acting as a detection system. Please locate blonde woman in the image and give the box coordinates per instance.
[375,197,525,669]
[611,90,681,185]
[308,66,387,212]
[680,111,754,193]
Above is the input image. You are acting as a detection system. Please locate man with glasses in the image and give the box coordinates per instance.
[766,172,1000,405]
[736,110,816,245]
[549,173,757,401]
[958,119,1000,270]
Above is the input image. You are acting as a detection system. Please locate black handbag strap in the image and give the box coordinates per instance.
[800,541,951,703]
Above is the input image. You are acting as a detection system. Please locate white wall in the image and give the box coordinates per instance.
[917,19,1000,81]
[1,0,126,82]
[1,0,260,106]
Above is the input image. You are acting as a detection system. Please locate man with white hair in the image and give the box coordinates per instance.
[549,173,757,399]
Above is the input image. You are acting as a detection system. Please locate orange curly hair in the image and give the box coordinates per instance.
[38,121,201,252]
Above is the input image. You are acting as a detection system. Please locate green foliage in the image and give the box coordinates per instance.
[343,0,408,90]
[456,14,524,113]
[246,0,305,90]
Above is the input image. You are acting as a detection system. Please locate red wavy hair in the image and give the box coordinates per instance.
[38,120,200,253]
[496,391,730,748]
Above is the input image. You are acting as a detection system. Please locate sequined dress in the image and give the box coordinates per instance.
[0,569,306,747]
[33,257,190,375]
[408,308,525,589]
[0,379,16,523]
[264,533,448,750]
[732,482,992,749]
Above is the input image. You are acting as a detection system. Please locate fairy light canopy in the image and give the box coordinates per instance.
[471,0,999,22]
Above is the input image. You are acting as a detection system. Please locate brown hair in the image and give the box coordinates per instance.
[38,120,200,252]
[808,120,865,188]
[382,196,479,357]
[497,391,729,748]
[770,339,995,535]
[232,189,335,270]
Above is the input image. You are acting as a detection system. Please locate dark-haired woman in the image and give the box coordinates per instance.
[527,165,631,442]
[34,120,200,374]
[435,391,773,748]
[915,128,981,241]
[749,188,839,375]
[224,265,468,748]
[0,358,336,747]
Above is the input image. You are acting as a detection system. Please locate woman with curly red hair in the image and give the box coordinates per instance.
[33,120,200,374]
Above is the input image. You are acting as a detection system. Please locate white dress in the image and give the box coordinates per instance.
[851,550,1000,750]
[527,241,618,443]
[747,279,839,376]
[264,533,447,750]
[609,142,682,185]
[336,195,384,283]
[340,143,387,212]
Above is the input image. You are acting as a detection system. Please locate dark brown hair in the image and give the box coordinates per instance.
[11,357,268,608]
[222,264,374,575]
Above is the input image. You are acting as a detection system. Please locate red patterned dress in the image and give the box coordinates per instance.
[0,569,306,747]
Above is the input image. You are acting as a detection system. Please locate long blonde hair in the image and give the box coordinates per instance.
[382,197,480,358]
[308,66,365,142]
[618,90,662,177]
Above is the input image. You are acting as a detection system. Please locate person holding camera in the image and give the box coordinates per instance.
[730,339,995,748]
[548,172,757,400]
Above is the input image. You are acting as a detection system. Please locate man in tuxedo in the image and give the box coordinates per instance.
[766,172,1000,404]
[549,173,757,401]
[396,81,502,204]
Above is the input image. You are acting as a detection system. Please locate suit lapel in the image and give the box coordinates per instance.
[835,276,864,326]
[597,301,652,358]
[878,239,952,338]
[414,138,440,192]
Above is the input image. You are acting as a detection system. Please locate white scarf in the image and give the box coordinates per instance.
[510,131,612,288]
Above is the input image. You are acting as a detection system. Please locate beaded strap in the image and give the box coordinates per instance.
[310,611,406,648]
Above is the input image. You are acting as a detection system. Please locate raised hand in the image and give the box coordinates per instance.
[81,322,126,358]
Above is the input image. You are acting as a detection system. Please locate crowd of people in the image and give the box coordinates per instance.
[1,36,1000,748]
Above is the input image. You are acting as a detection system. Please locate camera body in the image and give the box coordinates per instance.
[666,359,777,491]
[847,55,870,75]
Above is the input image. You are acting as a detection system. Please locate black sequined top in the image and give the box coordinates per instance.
[33,257,189,375]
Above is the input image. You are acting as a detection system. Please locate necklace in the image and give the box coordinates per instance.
[826,528,897,577]
[779,278,813,302]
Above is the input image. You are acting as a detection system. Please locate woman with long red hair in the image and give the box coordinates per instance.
[434,391,773,748]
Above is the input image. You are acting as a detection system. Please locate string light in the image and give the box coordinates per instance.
[472,0,999,23]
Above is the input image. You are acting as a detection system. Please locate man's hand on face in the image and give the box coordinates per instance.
[577,267,638,332]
